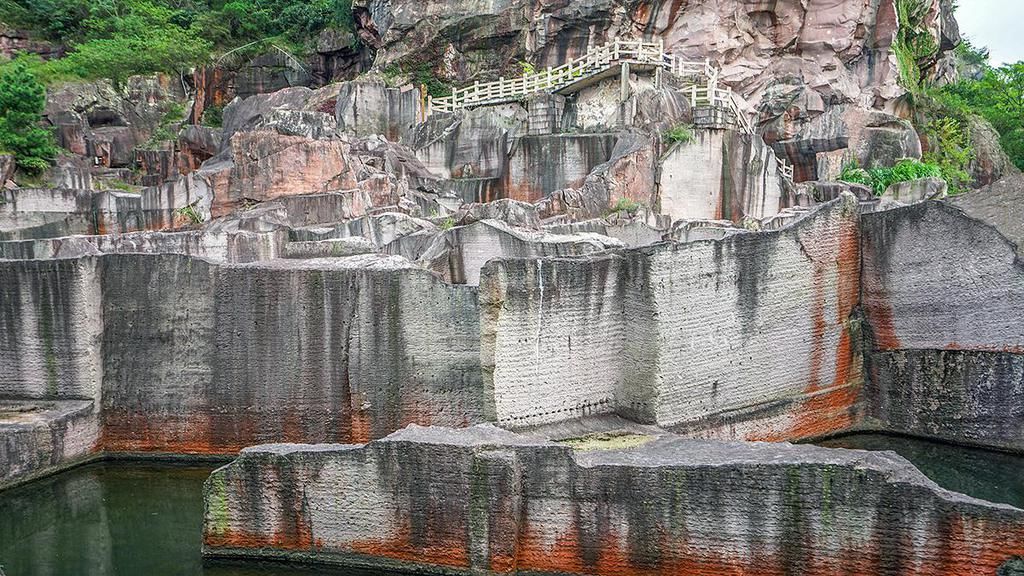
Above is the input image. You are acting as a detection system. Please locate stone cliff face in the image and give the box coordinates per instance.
[6,185,1024,492]
[355,0,957,181]
[203,424,1024,575]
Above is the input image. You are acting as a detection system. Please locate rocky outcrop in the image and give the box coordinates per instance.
[861,198,1024,451]
[355,0,958,181]
[44,75,187,170]
[335,76,423,141]
[0,24,61,60]
[658,128,784,221]
[966,116,1022,189]
[203,424,1024,575]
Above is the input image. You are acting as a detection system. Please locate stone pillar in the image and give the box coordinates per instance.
[527,93,566,136]
[620,61,631,102]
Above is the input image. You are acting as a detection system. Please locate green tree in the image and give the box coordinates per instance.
[940,61,1024,171]
[0,62,59,174]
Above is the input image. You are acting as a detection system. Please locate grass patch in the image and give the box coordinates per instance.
[609,197,641,214]
[175,204,204,226]
[838,158,943,196]
[558,432,654,452]
[664,124,694,145]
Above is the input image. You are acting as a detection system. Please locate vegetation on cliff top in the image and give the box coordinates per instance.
[838,159,943,196]
[892,1,1023,189]
[0,62,58,173]
[1,0,356,83]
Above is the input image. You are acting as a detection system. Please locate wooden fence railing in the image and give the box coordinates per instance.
[428,39,754,131]
[428,39,798,182]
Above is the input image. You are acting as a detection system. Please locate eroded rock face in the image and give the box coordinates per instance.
[203,425,1024,575]
[861,198,1024,450]
[357,0,955,180]
[44,75,187,170]
[967,115,1021,188]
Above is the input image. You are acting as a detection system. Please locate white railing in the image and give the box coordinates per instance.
[428,39,757,134]
[777,157,795,182]
[425,39,797,182]
[430,40,678,114]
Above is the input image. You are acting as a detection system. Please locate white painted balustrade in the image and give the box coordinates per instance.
[428,39,797,182]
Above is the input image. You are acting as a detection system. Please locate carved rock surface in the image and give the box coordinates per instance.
[203,424,1024,575]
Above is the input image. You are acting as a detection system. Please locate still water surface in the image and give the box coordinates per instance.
[1,434,1021,575]
[819,433,1024,510]
[0,462,369,576]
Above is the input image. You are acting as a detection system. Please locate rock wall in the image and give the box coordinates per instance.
[6,187,1024,489]
[642,196,862,439]
[505,134,619,203]
[659,129,784,222]
[481,195,862,438]
[0,253,484,462]
[861,200,1024,451]
[0,258,103,401]
[480,255,632,426]
[203,425,1024,575]
[0,401,98,488]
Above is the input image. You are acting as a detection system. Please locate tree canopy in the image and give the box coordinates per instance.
[0,61,59,173]
[1,0,355,83]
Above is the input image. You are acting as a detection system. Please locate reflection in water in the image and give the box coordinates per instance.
[1,435,1021,575]
[819,434,1024,510]
[0,462,371,576]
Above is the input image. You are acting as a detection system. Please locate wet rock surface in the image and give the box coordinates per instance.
[203,424,1024,575]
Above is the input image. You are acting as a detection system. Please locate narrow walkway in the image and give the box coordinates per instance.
[428,39,794,182]
[429,40,749,129]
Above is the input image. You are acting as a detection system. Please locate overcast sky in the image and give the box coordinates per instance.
[955,0,1024,66]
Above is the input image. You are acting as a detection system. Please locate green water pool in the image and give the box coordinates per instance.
[1,434,1021,575]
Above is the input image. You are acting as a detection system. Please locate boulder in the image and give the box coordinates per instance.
[218,131,360,216]
[880,177,948,205]
[968,115,1020,188]
[335,76,423,141]
[456,198,541,230]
